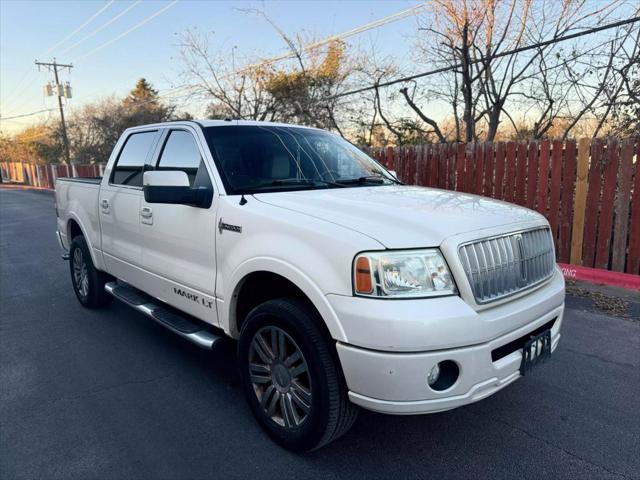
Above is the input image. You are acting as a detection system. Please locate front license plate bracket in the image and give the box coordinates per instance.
[520,329,551,375]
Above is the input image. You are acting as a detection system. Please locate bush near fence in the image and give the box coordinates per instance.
[367,138,639,275]
[1,137,639,275]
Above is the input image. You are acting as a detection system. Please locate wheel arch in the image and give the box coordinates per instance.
[224,259,348,344]
[66,215,102,269]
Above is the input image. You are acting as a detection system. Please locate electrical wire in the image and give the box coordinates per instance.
[43,0,116,56]
[74,0,179,62]
[234,3,429,75]
[0,109,57,121]
[1,1,116,113]
[59,0,143,55]
[324,16,640,102]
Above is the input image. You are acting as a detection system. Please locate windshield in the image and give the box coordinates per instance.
[203,125,398,194]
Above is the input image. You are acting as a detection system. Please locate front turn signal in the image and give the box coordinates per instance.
[354,256,373,294]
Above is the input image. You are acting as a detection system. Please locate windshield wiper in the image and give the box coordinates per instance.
[242,179,322,192]
[333,175,388,185]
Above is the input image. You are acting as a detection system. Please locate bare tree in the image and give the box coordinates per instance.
[399,0,629,142]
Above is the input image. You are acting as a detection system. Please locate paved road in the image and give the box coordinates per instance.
[1,187,638,480]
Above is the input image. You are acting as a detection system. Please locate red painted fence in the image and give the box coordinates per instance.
[367,138,639,275]
[1,137,639,275]
[0,162,104,190]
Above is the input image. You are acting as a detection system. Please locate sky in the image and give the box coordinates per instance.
[0,0,422,133]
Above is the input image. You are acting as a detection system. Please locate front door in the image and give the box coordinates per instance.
[139,128,218,324]
[100,130,159,283]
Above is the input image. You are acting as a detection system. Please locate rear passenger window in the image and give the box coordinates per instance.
[156,130,207,187]
[111,131,156,187]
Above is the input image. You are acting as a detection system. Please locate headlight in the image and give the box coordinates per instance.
[353,249,457,298]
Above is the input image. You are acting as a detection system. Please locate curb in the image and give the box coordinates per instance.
[558,263,640,291]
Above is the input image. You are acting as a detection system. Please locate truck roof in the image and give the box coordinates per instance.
[126,119,319,131]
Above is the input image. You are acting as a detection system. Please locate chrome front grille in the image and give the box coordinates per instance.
[458,227,556,304]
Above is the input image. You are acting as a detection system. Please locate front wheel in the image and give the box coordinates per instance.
[69,236,112,308]
[238,298,358,452]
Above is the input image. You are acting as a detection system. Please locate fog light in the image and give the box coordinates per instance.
[427,363,441,386]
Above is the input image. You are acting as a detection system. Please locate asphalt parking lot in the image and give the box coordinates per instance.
[1,187,638,480]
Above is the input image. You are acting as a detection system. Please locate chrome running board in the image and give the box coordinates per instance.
[104,281,222,350]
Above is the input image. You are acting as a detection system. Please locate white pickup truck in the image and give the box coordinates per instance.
[55,120,565,451]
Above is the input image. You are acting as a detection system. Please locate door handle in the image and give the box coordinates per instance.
[100,199,110,213]
[140,207,153,218]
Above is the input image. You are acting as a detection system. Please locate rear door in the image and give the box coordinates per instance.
[100,129,159,283]
[138,127,218,324]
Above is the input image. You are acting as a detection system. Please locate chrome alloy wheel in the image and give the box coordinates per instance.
[72,248,89,298]
[249,326,312,428]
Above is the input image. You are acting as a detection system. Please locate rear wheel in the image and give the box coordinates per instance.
[69,236,112,308]
[238,298,358,452]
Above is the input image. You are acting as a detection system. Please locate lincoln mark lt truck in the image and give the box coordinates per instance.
[55,120,565,451]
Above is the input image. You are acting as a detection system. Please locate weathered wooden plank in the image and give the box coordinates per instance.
[438,144,448,189]
[429,144,438,188]
[504,142,517,202]
[559,140,577,263]
[548,140,563,245]
[386,146,394,170]
[611,140,635,272]
[569,138,591,265]
[526,141,539,209]
[595,138,620,269]
[515,142,528,206]
[417,144,427,186]
[494,142,506,200]
[456,143,466,192]
[538,140,551,219]
[483,143,494,197]
[582,138,604,267]
[626,140,640,274]
[465,143,476,193]
[448,143,457,189]
[474,142,485,194]
[409,146,418,185]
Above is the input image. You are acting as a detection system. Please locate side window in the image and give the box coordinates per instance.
[157,130,209,187]
[111,131,157,187]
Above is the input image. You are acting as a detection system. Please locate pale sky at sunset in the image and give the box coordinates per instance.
[0,0,422,133]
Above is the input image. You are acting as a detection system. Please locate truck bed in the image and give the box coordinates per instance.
[56,177,102,184]
[55,176,102,257]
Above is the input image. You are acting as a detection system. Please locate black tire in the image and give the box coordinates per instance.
[69,235,112,309]
[238,298,358,452]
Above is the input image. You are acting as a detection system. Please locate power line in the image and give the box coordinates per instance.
[1,1,115,113]
[74,0,179,62]
[0,109,57,121]
[234,3,428,76]
[327,16,640,101]
[43,0,115,55]
[59,0,143,55]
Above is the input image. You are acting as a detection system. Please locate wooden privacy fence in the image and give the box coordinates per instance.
[0,162,103,190]
[1,137,639,275]
[367,138,639,275]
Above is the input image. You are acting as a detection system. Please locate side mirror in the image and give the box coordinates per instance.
[143,170,212,208]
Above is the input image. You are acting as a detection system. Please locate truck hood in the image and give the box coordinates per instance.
[254,185,546,248]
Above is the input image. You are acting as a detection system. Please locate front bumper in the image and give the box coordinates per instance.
[330,268,565,415]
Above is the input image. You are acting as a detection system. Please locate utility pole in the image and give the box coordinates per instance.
[35,58,73,165]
